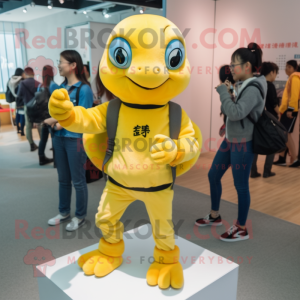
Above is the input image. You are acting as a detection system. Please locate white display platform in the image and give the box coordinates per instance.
[37,225,239,300]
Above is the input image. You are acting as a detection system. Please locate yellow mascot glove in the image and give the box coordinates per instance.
[48,88,74,121]
[150,134,177,165]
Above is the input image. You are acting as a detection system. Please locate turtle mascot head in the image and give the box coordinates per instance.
[84,14,201,176]
[99,14,191,105]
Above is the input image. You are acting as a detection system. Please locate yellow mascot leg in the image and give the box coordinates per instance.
[138,186,184,289]
[78,181,135,277]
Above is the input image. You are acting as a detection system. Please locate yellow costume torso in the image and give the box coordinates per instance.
[108,104,173,187]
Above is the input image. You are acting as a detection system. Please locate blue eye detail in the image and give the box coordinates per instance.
[109,37,132,69]
[165,40,185,70]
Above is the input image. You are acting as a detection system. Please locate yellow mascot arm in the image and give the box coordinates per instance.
[49,89,108,134]
[170,109,199,166]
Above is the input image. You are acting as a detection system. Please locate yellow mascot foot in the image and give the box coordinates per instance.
[77,238,124,277]
[146,245,184,289]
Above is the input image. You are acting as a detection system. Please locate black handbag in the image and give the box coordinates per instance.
[238,82,288,155]
[26,85,51,123]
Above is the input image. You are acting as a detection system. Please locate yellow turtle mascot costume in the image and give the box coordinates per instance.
[49,14,202,289]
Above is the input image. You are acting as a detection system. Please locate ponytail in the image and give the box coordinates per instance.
[231,42,263,73]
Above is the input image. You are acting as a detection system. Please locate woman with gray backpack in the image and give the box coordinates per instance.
[195,43,267,242]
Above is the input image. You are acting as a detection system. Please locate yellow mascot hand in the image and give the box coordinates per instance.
[48,88,74,121]
[150,134,178,165]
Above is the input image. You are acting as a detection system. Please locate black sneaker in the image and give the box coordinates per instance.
[30,143,38,152]
[289,160,300,168]
[220,225,249,242]
[263,172,276,178]
[195,214,222,227]
[273,155,286,166]
[250,172,261,178]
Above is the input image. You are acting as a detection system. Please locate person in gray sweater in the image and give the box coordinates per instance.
[195,43,266,242]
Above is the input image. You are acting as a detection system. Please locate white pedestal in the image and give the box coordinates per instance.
[38,225,239,300]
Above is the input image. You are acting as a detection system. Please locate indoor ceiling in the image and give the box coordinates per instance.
[0,4,66,22]
[0,0,163,16]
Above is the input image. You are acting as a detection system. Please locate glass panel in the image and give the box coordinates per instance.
[5,33,17,78]
[0,30,9,93]
[0,22,26,93]
[13,23,24,69]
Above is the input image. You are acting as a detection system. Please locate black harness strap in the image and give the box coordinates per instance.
[108,176,172,192]
[236,82,264,129]
[169,101,182,189]
[102,98,122,181]
[121,102,165,109]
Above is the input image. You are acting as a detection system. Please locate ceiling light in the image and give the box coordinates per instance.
[48,1,53,9]
[83,11,87,14]
[139,6,145,14]
[23,7,27,13]
[102,9,110,18]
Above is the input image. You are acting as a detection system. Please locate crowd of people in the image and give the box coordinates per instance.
[5,43,300,241]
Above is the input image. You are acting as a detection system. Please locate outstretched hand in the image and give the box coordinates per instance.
[48,89,74,121]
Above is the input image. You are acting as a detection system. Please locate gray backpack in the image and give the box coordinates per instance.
[102,98,182,191]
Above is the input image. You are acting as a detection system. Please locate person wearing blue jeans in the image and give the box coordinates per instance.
[209,139,254,225]
[47,50,93,231]
[16,112,25,135]
[53,136,88,218]
[195,42,267,242]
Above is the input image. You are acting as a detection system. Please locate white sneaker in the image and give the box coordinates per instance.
[65,217,85,232]
[48,214,70,226]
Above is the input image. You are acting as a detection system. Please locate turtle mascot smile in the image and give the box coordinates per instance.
[49,14,202,289]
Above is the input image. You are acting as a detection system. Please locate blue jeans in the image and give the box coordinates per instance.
[16,113,25,132]
[53,136,88,218]
[208,139,254,226]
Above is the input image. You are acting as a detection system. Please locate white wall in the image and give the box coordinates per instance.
[65,23,91,64]
[24,7,164,88]
[167,0,300,154]
[211,0,300,153]
[167,0,215,153]
[24,10,120,85]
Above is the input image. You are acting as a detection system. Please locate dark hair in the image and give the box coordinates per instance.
[14,68,24,77]
[24,67,34,76]
[95,63,115,102]
[60,50,90,86]
[260,62,279,76]
[231,42,263,73]
[286,60,298,71]
[219,65,235,84]
[83,64,90,75]
[42,65,54,88]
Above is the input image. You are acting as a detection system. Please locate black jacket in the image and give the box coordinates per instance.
[17,78,40,105]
